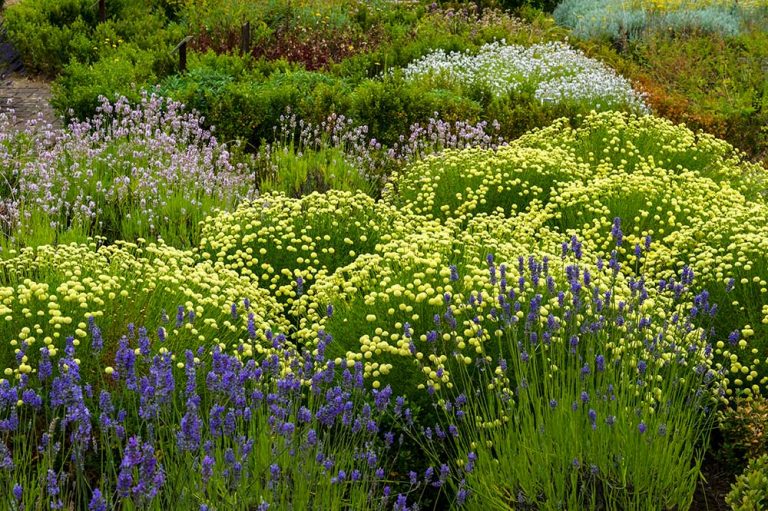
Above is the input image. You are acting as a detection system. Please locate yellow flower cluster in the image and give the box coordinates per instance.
[384,145,587,224]
[384,111,768,397]
[199,191,406,307]
[187,114,734,404]
[0,240,286,380]
[292,208,710,403]
[4,111,758,405]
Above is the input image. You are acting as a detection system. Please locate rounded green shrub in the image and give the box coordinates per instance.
[727,454,768,511]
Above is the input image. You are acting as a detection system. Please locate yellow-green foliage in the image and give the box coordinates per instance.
[0,239,286,378]
[199,191,406,307]
[292,212,720,429]
[10,110,759,403]
[727,454,768,511]
[187,112,768,400]
[294,210,625,392]
[386,111,768,398]
[384,145,587,223]
[514,112,766,198]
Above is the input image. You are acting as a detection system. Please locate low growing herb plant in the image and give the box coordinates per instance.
[400,40,648,114]
[422,247,721,509]
[0,322,421,509]
[0,94,254,252]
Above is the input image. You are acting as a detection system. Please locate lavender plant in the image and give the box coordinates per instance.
[385,116,507,168]
[0,317,420,510]
[254,111,378,196]
[286,208,723,508]
[415,235,721,509]
[0,93,254,252]
[254,110,507,195]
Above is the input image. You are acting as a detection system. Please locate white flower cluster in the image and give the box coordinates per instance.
[401,40,648,112]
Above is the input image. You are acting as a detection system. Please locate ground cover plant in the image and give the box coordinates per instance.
[400,40,647,113]
[727,454,768,510]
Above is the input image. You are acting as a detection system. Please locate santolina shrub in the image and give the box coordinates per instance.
[387,111,768,398]
[0,239,286,376]
[199,190,405,306]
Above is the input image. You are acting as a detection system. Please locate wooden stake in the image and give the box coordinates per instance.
[241,21,251,56]
[179,40,187,72]
[172,36,193,73]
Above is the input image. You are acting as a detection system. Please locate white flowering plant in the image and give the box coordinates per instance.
[400,41,648,114]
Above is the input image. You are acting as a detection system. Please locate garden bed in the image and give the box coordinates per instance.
[0,1,766,509]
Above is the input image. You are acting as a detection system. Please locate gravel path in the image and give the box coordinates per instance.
[0,0,61,127]
[0,74,60,127]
